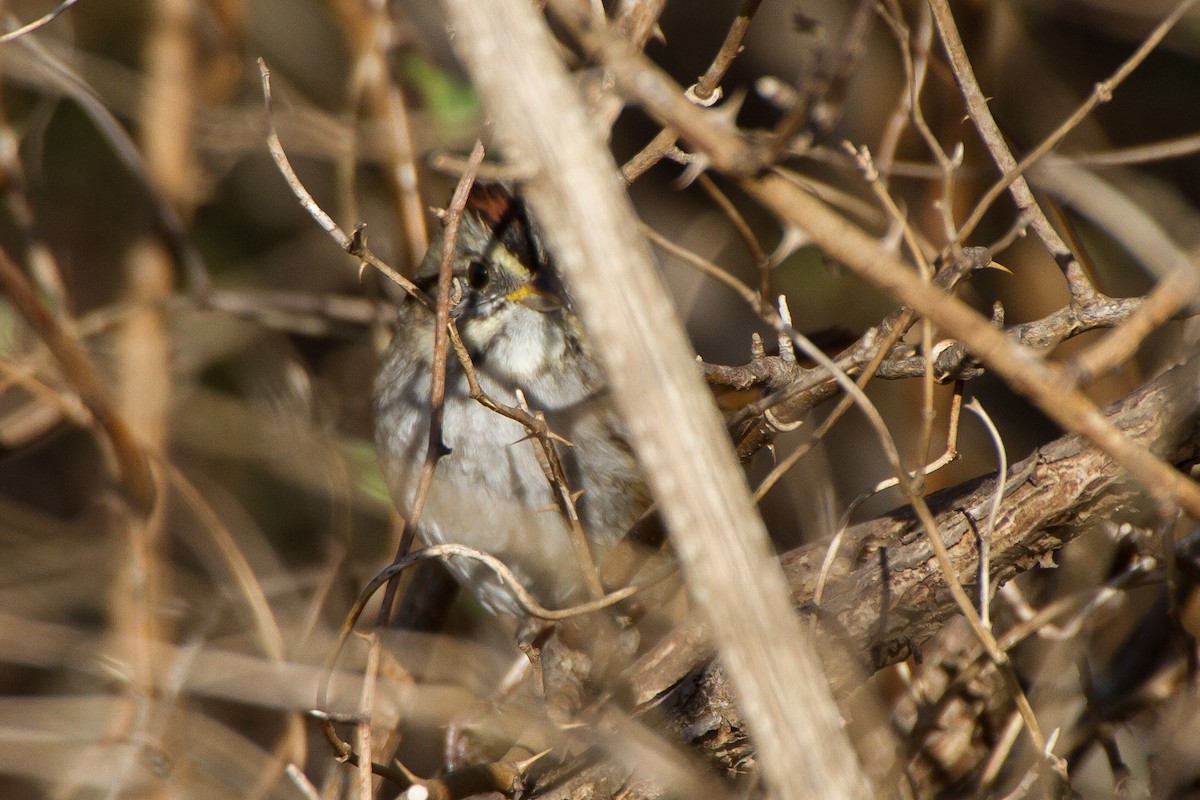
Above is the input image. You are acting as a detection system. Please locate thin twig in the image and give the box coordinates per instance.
[642,218,1026,745]
[1028,152,1200,304]
[355,636,379,800]
[257,58,431,310]
[954,0,1198,247]
[0,0,81,44]
[443,319,607,599]
[629,354,1200,717]
[390,140,486,567]
[728,247,992,457]
[1072,131,1200,167]
[812,385,963,615]
[0,246,156,512]
[620,0,765,182]
[843,142,944,474]
[1066,272,1194,386]
[965,397,1007,630]
[875,2,934,180]
[695,174,770,304]
[338,1,429,273]
[692,0,763,103]
[926,0,1094,303]
[314,538,651,792]
[745,169,1200,517]
[353,544,645,627]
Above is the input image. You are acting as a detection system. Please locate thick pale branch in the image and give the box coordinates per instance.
[442,2,872,799]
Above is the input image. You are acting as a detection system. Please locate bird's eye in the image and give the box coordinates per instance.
[467,260,490,290]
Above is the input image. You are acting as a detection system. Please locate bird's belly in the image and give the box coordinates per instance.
[382,383,624,615]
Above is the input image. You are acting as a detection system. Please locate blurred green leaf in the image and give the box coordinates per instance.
[341,437,393,510]
[403,54,482,138]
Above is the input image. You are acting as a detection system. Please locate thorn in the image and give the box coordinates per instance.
[555,720,588,731]
[949,142,965,168]
[880,212,907,255]
[1044,727,1061,757]
[769,224,812,267]
[929,339,957,382]
[844,141,879,181]
[765,405,804,432]
[777,295,796,363]
[674,152,712,189]
[511,429,574,448]
[393,759,423,785]
[307,708,366,724]
[990,301,1005,326]
[711,87,748,127]
[755,75,798,110]
[750,331,765,359]
[929,339,956,362]
[513,748,554,774]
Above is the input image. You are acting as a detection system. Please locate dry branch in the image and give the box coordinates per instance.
[442,2,872,799]
[0,247,156,512]
[611,344,1200,787]
[549,1,1200,521]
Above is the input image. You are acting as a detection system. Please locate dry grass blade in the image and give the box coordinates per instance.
[0,247,155,512]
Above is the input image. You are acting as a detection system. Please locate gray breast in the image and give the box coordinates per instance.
[374,316,646,616]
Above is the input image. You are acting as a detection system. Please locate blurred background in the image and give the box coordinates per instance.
[1,0,1199,797]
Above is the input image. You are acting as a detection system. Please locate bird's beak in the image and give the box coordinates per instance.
[507,284,563,313]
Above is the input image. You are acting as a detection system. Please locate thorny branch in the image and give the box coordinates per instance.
[704,290,1151,433]
[493,4,1200,794]
[390,140,486,570]
[622,0,764,183]
[546,0,1200,521]
[947,0,1199,251]
[627,350,1200,749]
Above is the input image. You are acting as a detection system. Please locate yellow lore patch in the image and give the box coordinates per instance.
[505,284,536,303]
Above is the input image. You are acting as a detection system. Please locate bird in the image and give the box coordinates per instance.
[374,182,649,617]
